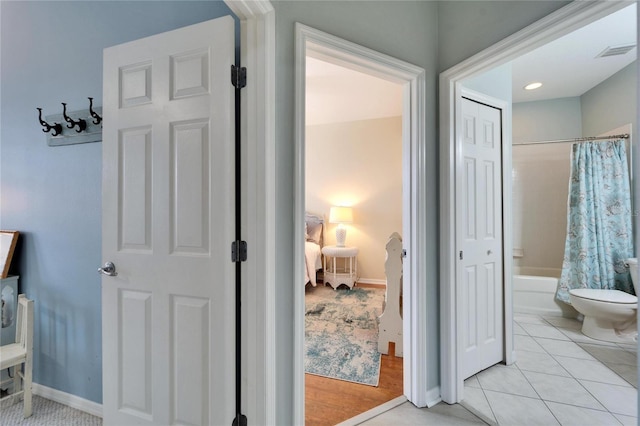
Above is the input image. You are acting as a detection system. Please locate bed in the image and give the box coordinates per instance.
[305,212,324,286]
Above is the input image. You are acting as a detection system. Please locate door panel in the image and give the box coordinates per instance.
[459,97,503,380]
[102,16,235,425]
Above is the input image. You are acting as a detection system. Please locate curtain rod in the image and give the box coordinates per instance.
[513,133,630,146]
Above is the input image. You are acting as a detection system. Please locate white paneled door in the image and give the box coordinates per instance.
[458,97,504,379]
[101,17,235,425]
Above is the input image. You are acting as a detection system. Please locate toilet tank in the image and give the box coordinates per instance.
[627,258,638,295]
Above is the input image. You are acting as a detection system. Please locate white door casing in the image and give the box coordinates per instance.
[294,24,433,419]
[458,95,503,380]
[102,16,235,425]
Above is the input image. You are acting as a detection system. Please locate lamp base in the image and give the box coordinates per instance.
[335,227,347,247]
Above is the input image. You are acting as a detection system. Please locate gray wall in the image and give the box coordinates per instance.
[437,1,570,72]
[462,62,513,103]
[581,61,637,140]
[513,97,583,143]
[0,0,235,404]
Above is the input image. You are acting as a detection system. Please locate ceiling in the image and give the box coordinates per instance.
[305,56,402,126]
[306,3,637,125]
[512,2,636,103]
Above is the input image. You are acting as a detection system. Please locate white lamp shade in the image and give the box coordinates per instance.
[329,206,353,224]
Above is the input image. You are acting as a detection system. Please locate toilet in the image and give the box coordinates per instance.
[568,258,638,343]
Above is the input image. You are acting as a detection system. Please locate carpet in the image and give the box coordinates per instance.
[305,285,384,386]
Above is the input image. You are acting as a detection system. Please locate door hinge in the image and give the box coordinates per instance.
[231,65,247,89]
[459,250,463,260]
[232,413,247,426]
[232,240,247,263]
[402,249,407,258]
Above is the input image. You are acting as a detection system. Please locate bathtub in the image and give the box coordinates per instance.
[512,274,578,318]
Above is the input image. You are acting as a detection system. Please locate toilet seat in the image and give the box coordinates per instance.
[569,288,637,304]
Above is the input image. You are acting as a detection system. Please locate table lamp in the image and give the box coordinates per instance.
[329,206,353,247]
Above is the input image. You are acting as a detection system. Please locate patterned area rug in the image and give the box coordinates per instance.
[305,285,384,386]
[0,395,102,425]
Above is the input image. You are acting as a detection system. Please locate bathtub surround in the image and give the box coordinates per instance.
[557,140,633,303]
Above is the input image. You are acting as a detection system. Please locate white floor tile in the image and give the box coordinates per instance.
[554,355,631,386]
[461,386,496,424]
[558,327,619,346]
[464,375,481,389]
[579,380,638,417]
[534,337,597,360]
[613,413,638,426]
[604,362,638,388]
[477,365,538,398]
[521,371,605,410]
[360,402,486,425]
[578,343,638,366]
[514,314,549,325]
[542,316,582,331]
[513,322,528,336]
[545,401,621,426]
[515,350,571,377]
[520,323,571,340]
[484,390,560,425]
[515,334,546,353]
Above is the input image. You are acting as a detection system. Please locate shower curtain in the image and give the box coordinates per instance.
[556,139,633,304]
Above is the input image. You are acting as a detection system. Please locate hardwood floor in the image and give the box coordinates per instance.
[305,342,404,426]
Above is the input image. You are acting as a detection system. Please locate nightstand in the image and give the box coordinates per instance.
[321,245,358,290]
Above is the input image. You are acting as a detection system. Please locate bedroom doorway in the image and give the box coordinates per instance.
[304,54,404,425]
[294,24,430,425]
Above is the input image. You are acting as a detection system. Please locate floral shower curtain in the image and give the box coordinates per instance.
[556,139,634,304]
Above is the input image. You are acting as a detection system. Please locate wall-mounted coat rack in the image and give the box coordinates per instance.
[37,97,102,147]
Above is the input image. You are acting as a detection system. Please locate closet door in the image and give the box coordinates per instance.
[101,17,235,425]
[458,97,504,380]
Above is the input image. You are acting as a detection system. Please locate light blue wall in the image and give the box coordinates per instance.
[0,0,236,404]
[581,61,637,140]
[513,97,582,143]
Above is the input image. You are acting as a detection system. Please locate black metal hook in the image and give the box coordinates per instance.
[88,97,102,125]
[37,108,63,136]
[62,102,87,133]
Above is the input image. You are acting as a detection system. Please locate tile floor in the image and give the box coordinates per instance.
[461,313,638,425]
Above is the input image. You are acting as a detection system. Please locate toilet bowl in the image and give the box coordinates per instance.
[568,258,638,343]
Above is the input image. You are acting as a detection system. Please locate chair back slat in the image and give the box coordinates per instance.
[15,295,33,351]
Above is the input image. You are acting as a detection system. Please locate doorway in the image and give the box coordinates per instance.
[294,23,431,424]
[304,54,404,425]
[439,1,632,404]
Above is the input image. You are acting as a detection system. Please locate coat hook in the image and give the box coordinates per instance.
[61,102,87,133]
[37,108,62,136]
[88,97,102,125]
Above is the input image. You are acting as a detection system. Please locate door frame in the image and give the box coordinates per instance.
[438,0,632,404]
[224,1,276,424]
[456,87,512,382]
[294,23,431,422]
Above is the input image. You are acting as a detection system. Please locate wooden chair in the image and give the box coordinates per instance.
[378,233,403,357]
[0,294,34,418]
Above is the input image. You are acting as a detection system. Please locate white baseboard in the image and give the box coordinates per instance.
[357,278,386,286]
[425,386,442,408]
[33,383,103,418]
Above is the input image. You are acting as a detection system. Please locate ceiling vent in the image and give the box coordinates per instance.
[596,44,636,58]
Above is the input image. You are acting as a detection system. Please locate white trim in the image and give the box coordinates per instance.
[439,0,631,404]
[33,383,103,418]
[425,385,442,408]
[224,1,275,424]
[335,395,407,426]
[294,23,429,419]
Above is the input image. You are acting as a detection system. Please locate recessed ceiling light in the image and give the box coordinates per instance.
[524,82,543,91]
